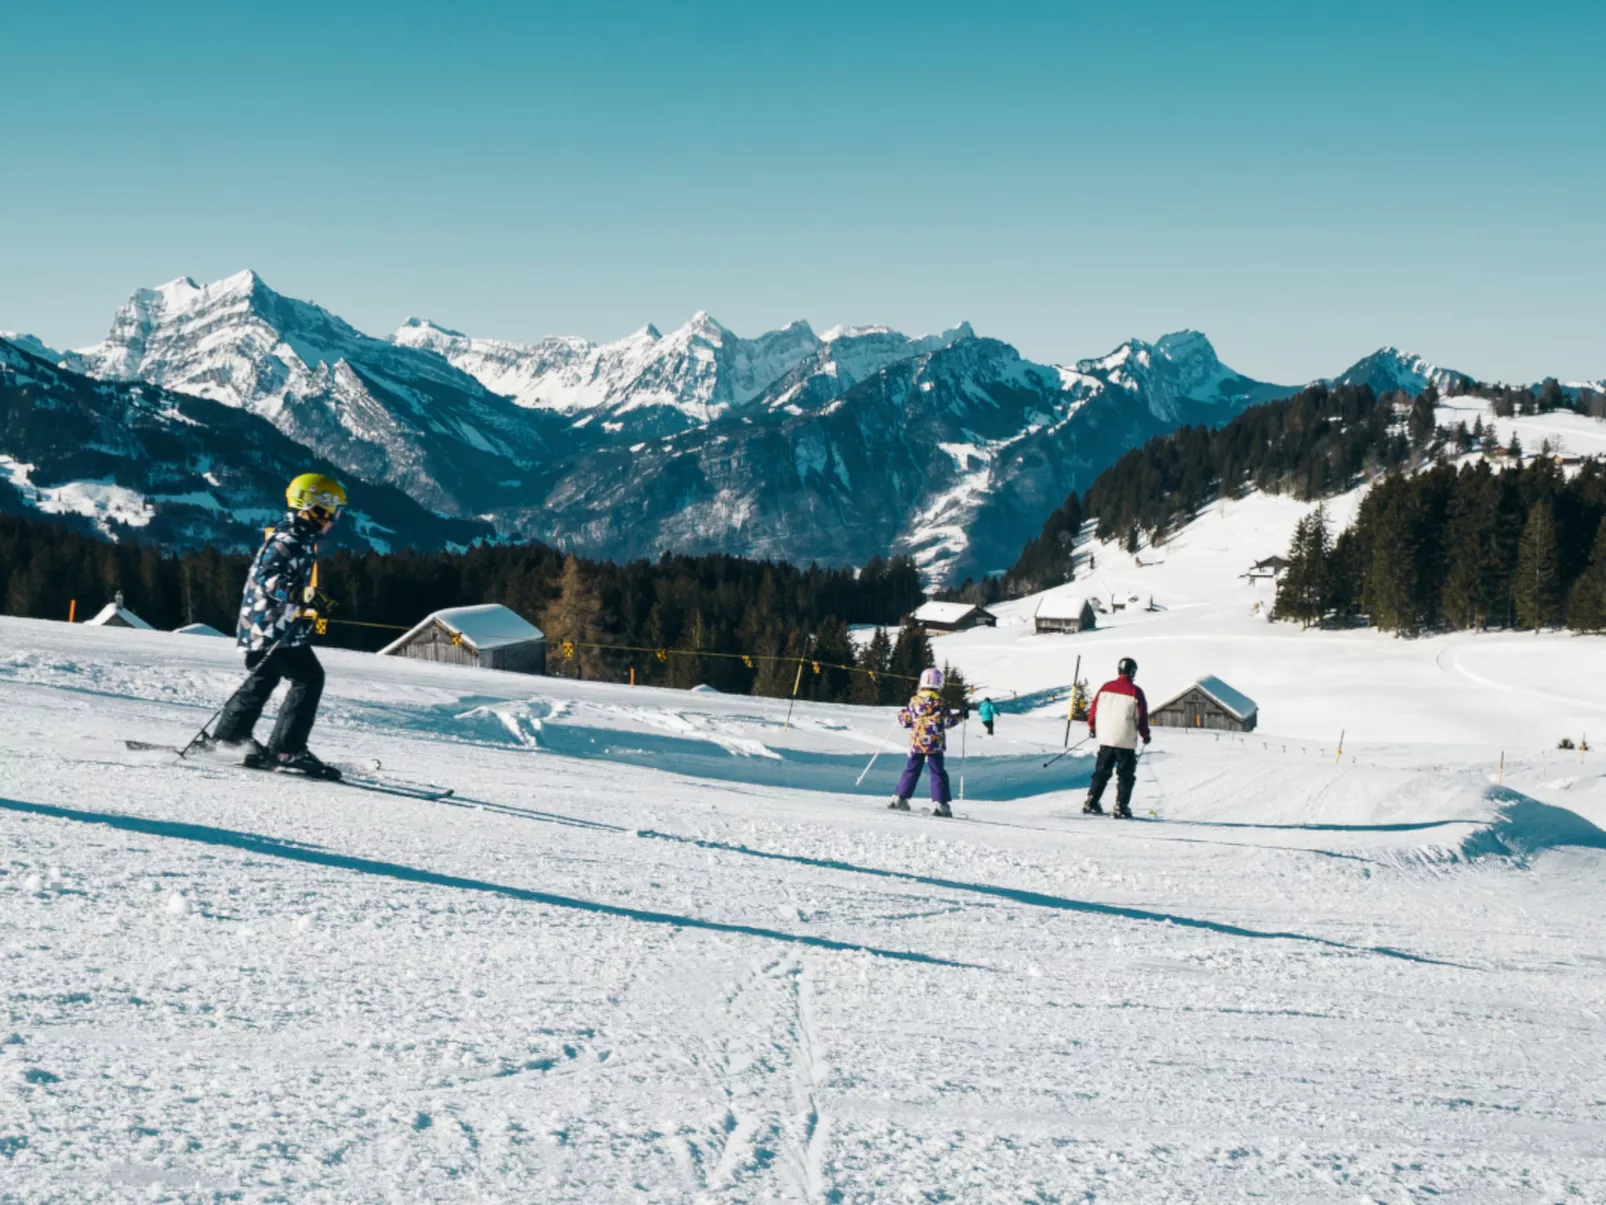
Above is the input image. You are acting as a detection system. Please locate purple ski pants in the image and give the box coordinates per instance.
[894,750,951,804]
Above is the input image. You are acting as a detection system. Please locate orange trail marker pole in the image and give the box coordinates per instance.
[68,599,77,623]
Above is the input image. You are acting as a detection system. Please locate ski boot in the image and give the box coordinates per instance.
[196,735,265,763]
[1082,798,1104,815]
[887,796,911,811]
[1112,802,1133,820]
[264,749,342,780]
[932,802,953,818]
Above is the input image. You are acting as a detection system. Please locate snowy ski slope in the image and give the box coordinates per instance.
[3,600,1605,1203]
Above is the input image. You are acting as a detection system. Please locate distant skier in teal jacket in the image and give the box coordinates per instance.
[977,697,997,736]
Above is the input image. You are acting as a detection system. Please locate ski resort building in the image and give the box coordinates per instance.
[85,592,153,631]
[1152,675,1259,732]
[909,601,998,633]
[173,622,228,638]
[379,604,546,675]
[1032,594,1097,634]
[1243,556,1289,582]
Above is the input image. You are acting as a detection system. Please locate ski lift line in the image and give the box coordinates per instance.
[316,618,931,684]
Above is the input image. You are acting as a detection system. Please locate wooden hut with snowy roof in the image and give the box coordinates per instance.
[85,591,153,631]
[379,604,546,675]
[1032,593,1096,634]
[173,622,228,638]
[908,600,997,633]
[1152,675,1258,733]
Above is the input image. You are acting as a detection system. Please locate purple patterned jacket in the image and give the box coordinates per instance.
[899,688,959,753]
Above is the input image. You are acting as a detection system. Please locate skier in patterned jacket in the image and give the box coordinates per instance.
[889,667,966,817]
[206,473,347,779]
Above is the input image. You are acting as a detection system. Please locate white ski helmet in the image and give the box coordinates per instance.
[919,667,944,691]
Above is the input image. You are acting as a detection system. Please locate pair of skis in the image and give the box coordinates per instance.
[123,740,454,801]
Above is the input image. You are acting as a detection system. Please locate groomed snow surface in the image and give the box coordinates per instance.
[5,502,1606,1203]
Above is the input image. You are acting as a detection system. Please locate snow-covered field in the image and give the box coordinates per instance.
[4,575,1606,1203]
[9,428,1606,1203]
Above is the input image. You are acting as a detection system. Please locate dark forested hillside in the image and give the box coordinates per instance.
[1275,459,1606,635]
[1080,382,1411,546]
[0,515,936,701]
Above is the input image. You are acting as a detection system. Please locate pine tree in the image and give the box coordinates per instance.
[542,555,607,679]
[1513,499,1561,631]
[668,608,709,689]
[1408,387,1438,447]
[887,619,934,700]
[1566,516,1606,633]
[1275,506,1332,627]
[1362,498,1419,634]
[852,626,893,705]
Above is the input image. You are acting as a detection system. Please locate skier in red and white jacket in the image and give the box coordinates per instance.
[1083,657,1150,818]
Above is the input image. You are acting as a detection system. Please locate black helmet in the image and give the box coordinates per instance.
[1117,657,1138,678]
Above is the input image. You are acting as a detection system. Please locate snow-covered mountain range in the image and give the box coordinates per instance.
[8,271,1590,581]
[0,338,487,552]
[47,272,556,517]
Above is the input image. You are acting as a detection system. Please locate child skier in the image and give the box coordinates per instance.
[977,697,997,736]
[889,667,966,817]
[1083,656,1150,818]
[204,473,347,779]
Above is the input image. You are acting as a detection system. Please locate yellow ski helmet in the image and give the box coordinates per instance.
[286,472,347,518]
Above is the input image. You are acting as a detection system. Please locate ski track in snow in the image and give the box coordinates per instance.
[2,616,1605,1202]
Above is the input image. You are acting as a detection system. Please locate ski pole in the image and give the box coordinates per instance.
[178,629,288,758]
[1042,734,1091,769]
[1063,654,1081,747]
[959,707,968,802]
[855,717,900,786]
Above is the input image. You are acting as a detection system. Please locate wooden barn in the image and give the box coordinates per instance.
[1032,593,1096,634]
[379,604,546,675]
[1152,675,1259,732]
[908,600,998,633]
[85,591,153,630]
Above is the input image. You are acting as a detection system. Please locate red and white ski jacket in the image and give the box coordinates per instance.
[1087,677,1150,750]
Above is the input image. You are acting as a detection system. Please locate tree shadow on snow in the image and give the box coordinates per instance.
[0,796,976,970]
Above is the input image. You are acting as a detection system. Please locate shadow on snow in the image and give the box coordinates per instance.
[0,796,976,970]
[347,696,1088,802]
[631,830,1464,967]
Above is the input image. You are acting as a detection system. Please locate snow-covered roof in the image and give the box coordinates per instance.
[379,603,544,655]
[173,622,228,637]
[911,601,991,624]
[85,602,153,629]
[1033,593,1093,620]
[1166,675,1258,720]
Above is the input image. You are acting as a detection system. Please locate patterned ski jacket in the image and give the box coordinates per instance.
[899,688,959,753]
[236,512,322,652]
[1087,676,1150,750]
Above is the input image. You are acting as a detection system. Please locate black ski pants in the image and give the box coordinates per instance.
[1086,745,1137,808]
[213,645,325,755]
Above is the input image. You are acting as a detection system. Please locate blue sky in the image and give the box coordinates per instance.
[2,0,1601,384]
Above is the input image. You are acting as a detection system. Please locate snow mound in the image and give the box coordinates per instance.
[1459,791,1606,862]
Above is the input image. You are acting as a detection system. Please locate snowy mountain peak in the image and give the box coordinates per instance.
[399,316,466,339]
[634,323,662,340]
[1332,347,1473,396]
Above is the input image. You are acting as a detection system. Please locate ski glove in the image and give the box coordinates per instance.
[301,587,338,616]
